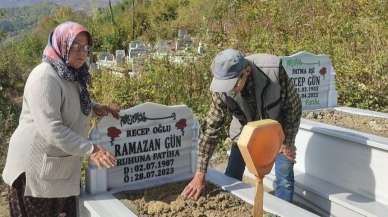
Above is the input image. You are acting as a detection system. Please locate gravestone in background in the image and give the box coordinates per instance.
[281,51,337,110]
[115,50,126,65]
[86,102,199,194]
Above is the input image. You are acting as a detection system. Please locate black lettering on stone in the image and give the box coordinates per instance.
[116,139,162,156]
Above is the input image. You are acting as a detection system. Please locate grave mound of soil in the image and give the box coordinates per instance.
[303,110,388,138]
[115,181,279,217]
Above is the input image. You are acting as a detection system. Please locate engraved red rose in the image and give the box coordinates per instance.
[319,67,327,79]
[175,119,187,136]
[107,126,121,145]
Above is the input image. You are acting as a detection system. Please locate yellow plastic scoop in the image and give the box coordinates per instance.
[237,119,284,217]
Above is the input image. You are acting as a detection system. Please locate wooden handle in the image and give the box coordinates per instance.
[253,178,264,217]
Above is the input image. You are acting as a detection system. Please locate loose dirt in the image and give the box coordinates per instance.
[303,110,388,138]
[115,181,279,217]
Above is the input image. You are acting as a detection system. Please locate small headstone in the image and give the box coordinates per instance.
[98,52,114,61]
[178,29,188,39]
[281,51,337,110]
[115,50,126,65]
[132,56,145,73]
[156,40,170,55]
[86,103,199,194]
[128,41,148,59]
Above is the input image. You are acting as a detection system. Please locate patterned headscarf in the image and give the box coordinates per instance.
[42,21,92,115]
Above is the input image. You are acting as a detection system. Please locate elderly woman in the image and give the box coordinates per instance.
[2,21,117,217]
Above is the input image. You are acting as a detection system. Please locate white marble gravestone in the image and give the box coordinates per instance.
[86,102,199,194]
[281,51,337,110]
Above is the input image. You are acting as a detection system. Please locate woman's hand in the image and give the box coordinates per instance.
[93,104,120,119]
[90,145,116,168]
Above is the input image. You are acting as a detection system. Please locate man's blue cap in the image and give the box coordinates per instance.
[210,49,247,92]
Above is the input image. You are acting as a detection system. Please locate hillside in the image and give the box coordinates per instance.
[0,1,123,43]
[0,0,121,9]
[0,2,54,40]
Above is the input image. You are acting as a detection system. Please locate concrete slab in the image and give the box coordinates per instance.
[81,169,318,217]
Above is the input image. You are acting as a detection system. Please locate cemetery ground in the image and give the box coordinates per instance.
[0,110,387,217]
[302,110,388,138]
[115,181,279,217]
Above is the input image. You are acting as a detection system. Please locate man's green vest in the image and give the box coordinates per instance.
[222,54,282,141]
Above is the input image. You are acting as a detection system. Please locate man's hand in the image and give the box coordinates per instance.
[181,171,206,200]
[93,104,120,119]
[279,144,296,162]
[90,145,116,168]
